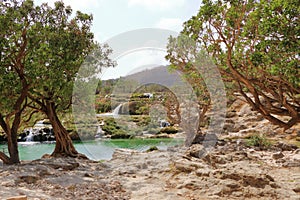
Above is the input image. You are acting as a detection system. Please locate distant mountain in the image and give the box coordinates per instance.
[123,65,186,88]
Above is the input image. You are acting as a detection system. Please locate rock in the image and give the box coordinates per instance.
[234,124,247,131]
[223,122,237,132]
[173,159,199,173]
[274,142,298,151]
[176,180,201,190]
[187,144,206,158]
[226,111,236,118]
[16,174,39,184]
[146,146,159,152]
[238,104,252,116]
[272,152,284,160]
[6,196,27,200]
[283,161,300,167]
[293,187,300,193]
[195,168,211,177]
[32,158,79,171]
[191,133,212,145]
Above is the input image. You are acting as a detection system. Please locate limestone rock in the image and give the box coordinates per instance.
[272,152,284,160]
[16,174,39,184]
[186,144,206,159]
[6,196,27,200]
[293,187,300,193]
[195,168,211,177]
[274,142,298,151]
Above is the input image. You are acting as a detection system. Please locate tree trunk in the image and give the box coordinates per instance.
[0,123,21,164]
[7,130,20,164]
[0,106,23,164]
[0,151,10,164]
[45,101,86,158]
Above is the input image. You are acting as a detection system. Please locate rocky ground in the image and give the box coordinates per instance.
[0,141,299,200]
[1,97,300,200]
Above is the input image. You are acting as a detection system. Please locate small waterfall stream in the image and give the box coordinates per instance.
[112,104,122,115]
[25,130,34,142]
[96,104,123,117]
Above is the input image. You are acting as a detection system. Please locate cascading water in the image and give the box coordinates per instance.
[112,104,122,116]
[96,104,123,117]
[25,129,34,142]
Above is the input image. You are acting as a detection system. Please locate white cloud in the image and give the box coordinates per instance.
[34,0,101,11]
[101,50,169,80]
[128,0,186,11]
[155,18,183,32]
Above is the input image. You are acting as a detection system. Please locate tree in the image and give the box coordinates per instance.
[166,34,225,146]
[25,1,114,157]
[0,0,114,161]
[0,0,33,164]
[168,0,300,131]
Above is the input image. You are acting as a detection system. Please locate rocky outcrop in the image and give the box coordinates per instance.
[6,196,27,200]
[107,141,299,200]
[0,141,299,199]
[0,157,130,200]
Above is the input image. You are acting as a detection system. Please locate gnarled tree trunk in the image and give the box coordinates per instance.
[6,130,20,164]
[45,101,86,158]
[0,80,28,165]
[0,113,22,164]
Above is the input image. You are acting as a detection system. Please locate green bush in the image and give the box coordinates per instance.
[111,132,133,139]
[246,134,271,148]
[160,126,178,134]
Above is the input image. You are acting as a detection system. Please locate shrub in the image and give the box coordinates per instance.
[246,134,271,148]
[160,126,178,134]
[111,132,132,139]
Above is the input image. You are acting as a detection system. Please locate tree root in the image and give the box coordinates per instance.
[0,151,12,165]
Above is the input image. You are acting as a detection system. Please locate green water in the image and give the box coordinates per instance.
[0,138,184,161]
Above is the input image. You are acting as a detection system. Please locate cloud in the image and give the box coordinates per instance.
[155,18,183,32]
[101,50,169,80]
[34,0,101,11]
[128,0,186,11]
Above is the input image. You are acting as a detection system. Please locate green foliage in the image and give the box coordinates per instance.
[133,116,151,126]
[101,118,121,135]
[95,97,112,113]
[101,117,134,139]
[246,134,271,148]
[110,132,133,139]
[0,0,115,160]
[168,0,300,129]
[160,127,178,134]
[1,0,114,118]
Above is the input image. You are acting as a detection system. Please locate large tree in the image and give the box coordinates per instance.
[0,0,114,161]
[0,0,33,164]
[25,1,114,157]
[167,0,300,131]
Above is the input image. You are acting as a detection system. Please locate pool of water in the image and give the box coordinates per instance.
[0,138,184,161]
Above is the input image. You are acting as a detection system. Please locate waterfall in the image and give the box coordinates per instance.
[96,103,123,117]
[112,104,122,115]
[26,130,34,142]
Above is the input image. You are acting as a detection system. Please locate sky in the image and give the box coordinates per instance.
[34,0,201,79]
